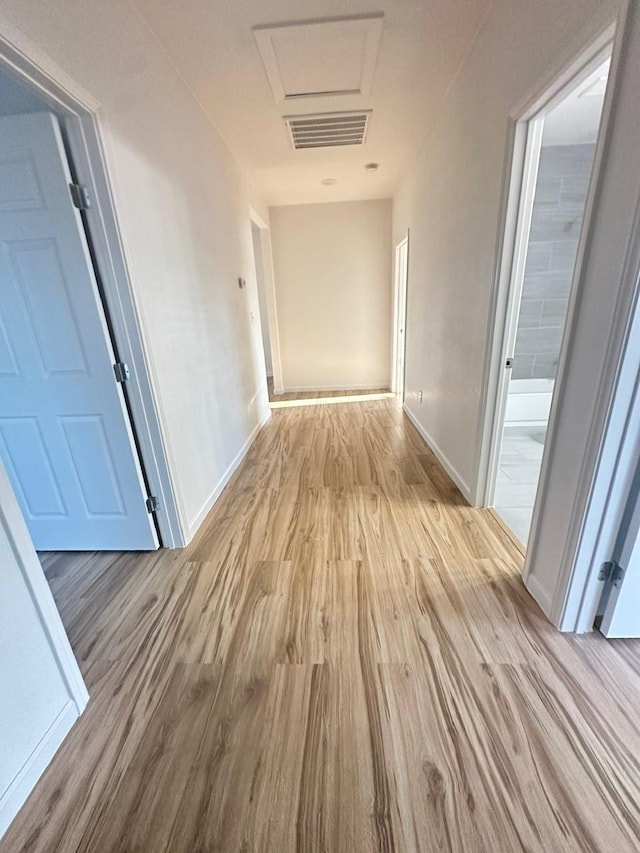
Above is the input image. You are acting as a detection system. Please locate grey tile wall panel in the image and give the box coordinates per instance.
[515,325,564,356]
[532,354,560,379]
[512,143,596,380]
[519,299,544,329]
[541,298,569,326]
[512,354,535,380]
[551,240,580,271]
[525,243,553,272]
[522,271,573,301]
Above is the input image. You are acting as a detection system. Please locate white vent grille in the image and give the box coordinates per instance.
[284,111,371,149]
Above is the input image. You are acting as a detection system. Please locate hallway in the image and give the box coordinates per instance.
[3,398,640,853]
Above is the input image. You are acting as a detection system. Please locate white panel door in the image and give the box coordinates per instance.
[0,113,158,551]
[600,467,640,638]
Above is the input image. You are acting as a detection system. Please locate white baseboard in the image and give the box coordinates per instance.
[0,700,78,840]
[283,382,390,393]
[186,409,271,541]
[402,404,471,502]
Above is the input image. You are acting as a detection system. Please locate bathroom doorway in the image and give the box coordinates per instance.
[490,52,612,546]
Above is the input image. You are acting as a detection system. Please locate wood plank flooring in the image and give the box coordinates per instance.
[3,397,640,852]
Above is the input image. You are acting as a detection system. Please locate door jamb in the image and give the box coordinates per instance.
[0,16,185,547]
[391,234,409,398]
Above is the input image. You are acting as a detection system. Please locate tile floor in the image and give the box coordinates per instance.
[494,424,546,546]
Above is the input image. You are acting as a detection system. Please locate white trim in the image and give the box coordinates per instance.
[403,404,471,501]
[186,409,271,540]
[0,700,78,839]
[0,20,186,548]
[283,382,390,393]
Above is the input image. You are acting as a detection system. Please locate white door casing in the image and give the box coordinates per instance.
[0,112,158,551]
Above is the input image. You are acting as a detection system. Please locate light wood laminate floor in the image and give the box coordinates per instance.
[3,398,640,852]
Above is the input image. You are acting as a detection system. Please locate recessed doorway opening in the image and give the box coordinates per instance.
[483,42,613,548]
[392,234,409,400]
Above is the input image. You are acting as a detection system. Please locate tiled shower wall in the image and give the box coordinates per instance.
[513,143,596,380]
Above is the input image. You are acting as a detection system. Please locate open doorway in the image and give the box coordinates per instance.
[251,220,273,392]
[0,61,176,549]
[486,48,612,547]
[392,234,409,399]
[249,210,283,400]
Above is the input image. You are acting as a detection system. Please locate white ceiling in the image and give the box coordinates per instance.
[133,0,489,206]
[542,59,610,147]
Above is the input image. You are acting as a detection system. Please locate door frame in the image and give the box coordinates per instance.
[249,206,284,394]
[474,22,618,514]
[391,234,409,398]
[0,16,184,547]
[479,118,544,508]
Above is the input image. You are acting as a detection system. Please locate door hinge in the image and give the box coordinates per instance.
[69,182,92,210]
[113,362,130,383]
[598,560,625,588]
[146,496,160,513]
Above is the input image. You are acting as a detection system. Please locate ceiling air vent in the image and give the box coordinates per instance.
[284,111,371,149]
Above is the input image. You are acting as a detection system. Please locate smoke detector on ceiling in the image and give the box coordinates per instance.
[365,162,379,172]
[321,178,337,186]
[284,110,372,150]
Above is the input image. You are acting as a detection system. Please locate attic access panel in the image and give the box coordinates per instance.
[254,15,383,102]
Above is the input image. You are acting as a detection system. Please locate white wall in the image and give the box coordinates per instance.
[0,0,271,540]
[270,199,392,391]
[393,0,621,500]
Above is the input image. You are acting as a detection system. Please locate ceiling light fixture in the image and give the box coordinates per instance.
[321,178,337,186]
